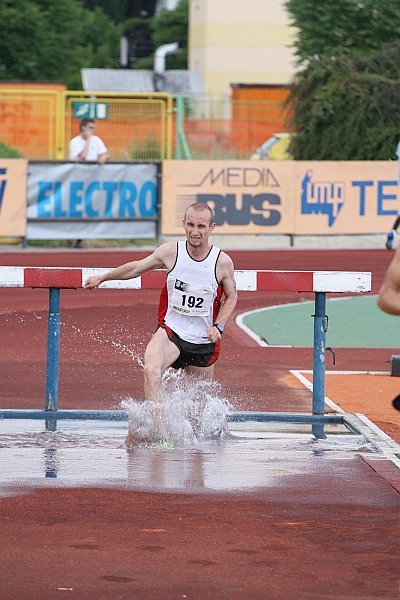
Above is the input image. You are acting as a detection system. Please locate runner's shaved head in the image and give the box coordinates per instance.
[184,203,214,225]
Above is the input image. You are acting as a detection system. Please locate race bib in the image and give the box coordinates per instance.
[171,279,213,316]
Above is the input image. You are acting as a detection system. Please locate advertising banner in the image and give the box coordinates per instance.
[27,162,158,239]
[162,160,399,235]
[161,160,295,235]
[293,161,399,234]
[0,159,28,237]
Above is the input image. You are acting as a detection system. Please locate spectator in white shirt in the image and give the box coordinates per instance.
[69,118,108,164]
[68,118,109,248]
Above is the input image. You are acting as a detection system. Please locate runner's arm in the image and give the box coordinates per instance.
[377,244,400,314]
[206,254,237,341]
[84,244,174,289]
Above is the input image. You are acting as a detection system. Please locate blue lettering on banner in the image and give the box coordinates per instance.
[301,170,344,227]
[70,181,84,217]
[351,180,373,216]
[352,180,398,217]
[37,182,53,217]
[85,182,100,217]
[119,182,136,217]
[0,167,8,213]
[35,180,157,219]
[300,172,399,226]
[140,181,158,216]
[377,181,397,215]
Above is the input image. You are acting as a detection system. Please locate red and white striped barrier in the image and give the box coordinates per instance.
[0,266,371,293]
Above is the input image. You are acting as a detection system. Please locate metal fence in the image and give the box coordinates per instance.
[0,89,60,159]
[64,91,173,161]
[0,89,290,160]
[179,95,291,160]
[0,89,173,160]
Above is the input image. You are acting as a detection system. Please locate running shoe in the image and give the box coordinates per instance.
[155,436,174,449]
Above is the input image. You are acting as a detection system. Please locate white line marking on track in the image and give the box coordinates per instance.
[289,369,345,413]
[290,369,400,469]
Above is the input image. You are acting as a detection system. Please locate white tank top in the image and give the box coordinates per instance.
[159,241,222,344]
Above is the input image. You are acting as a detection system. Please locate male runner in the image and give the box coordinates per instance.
[84,203,238,442]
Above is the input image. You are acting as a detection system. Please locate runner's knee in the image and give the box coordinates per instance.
[143,363,163,385]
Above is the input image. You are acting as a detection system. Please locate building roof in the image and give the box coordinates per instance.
[81,69,206,96]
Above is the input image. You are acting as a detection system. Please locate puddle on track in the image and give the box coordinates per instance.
[0,418,378,496]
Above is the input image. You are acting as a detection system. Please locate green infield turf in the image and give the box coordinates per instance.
[239,295,400,348]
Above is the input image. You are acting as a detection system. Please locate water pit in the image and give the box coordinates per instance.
[0,411,379,495]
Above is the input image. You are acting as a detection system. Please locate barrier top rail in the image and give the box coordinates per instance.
[0,267,371,293]
[0,266,372,418]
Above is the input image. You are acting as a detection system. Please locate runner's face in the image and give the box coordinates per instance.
[183,208,214,248]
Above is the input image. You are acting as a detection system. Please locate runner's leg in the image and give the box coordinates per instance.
[185,364,215,380]
[184,364,215,437]
[143,328,180,437]
[124,328,179,447]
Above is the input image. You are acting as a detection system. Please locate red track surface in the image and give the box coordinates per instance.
[1,248,399,599]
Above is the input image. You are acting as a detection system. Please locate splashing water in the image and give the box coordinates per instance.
[68,323,144,366]
[121,369,233,447]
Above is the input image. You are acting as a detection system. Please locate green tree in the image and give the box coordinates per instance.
[0,0,122,88]
[285,0,400,64]
[132,0,188,69]
[82,0,130,23]
[288,43,400,160]
[285,0,400,159]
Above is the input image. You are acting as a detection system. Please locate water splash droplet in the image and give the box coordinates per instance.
[121,369,232,447]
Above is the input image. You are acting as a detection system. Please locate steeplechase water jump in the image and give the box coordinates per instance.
[1,241,400,600]
[2,203,389,494]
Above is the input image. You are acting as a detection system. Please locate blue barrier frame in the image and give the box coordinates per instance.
[0,410,370,446]
[45,288,60,411]
[312,292,327,414]
[33,287,330,416]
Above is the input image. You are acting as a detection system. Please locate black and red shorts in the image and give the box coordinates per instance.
[160,324,220,369]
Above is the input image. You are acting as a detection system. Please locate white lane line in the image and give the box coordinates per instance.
[290,369,400,469]
[289,369,345,413]
[235,302,307,347]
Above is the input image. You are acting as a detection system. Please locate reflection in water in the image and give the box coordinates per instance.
[126,446,206,490]
[0,425,377,494]
[0,429,377,494]
[43,448,59,478]
[0,402,379,494]
[45,418,57,433]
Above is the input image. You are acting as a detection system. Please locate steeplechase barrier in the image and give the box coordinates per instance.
[0,267,371,424]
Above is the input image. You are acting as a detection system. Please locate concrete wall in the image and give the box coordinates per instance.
[188,0,297,95]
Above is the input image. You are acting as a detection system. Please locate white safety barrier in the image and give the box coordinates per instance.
[0,266,371,293]
[0,266,372,416]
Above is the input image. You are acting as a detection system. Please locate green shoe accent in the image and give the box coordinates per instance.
[155,436,174,449]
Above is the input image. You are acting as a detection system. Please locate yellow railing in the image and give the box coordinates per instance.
[0,89,290,160]
[0,89,173,160]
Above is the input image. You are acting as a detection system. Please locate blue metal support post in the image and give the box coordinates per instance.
[312,292,328,414]
[45,287,61,411]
